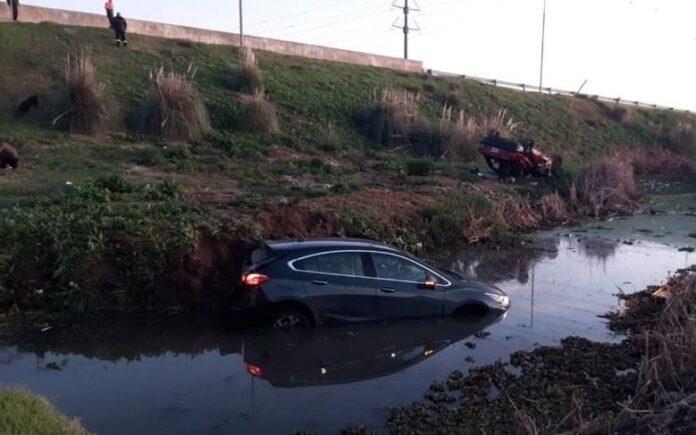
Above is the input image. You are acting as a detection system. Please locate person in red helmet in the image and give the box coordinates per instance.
[104,0,114,27]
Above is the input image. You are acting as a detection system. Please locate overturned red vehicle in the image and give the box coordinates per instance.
[479,131,559,178]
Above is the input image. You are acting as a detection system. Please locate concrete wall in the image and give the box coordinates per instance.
[0,4,423,73]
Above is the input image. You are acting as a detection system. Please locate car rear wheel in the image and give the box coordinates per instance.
[272,311,310,329]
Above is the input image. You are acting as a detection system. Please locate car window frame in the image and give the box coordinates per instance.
[288,249,451,287]
[292,251,369,278]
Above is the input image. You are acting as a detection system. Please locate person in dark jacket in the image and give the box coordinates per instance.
[6,0,19,21]
[112,12,128,47]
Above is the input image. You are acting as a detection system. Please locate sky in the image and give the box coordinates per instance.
[23,0,696,110]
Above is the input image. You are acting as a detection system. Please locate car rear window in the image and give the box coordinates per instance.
[294,252,367,277]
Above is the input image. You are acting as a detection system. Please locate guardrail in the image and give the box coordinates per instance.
[429,70,691,114]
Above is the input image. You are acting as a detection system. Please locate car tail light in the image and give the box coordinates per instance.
[246,363,263,378]
[241,272,271,288]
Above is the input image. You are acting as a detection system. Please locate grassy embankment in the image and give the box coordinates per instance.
[351,266,696,434]
[0,389,89,434]
[0,22,694,313]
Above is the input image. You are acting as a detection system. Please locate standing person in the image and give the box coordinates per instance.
[6,0,19,21]
[111,12,128,47]
[104,0,114,27]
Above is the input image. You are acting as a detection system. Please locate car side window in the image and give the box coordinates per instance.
[294,252,367,277]
[372,254,428,283]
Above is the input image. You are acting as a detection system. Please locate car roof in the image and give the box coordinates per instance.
[265,238,401,254]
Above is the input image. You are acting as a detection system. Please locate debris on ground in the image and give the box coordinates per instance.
[377,266,696,434]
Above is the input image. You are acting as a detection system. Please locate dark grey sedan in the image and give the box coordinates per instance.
[238,238,510,328]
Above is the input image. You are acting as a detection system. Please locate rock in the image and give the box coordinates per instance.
[0,143,19,169]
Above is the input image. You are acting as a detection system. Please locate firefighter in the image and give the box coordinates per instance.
[104,0,114,27]
[112,12,128,47]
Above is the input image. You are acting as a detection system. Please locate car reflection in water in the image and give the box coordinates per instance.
[243,311,504,387]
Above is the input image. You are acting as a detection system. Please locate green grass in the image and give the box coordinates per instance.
[0,21,694,313]
[0,389,89,435]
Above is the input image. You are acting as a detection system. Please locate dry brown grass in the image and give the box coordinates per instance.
[240,90,280,134]
[55,53,109,134]
[616,270,696,431]
[429,106,519,161]
[494,196,542,231]
[579,156,639,217]
[539,192,571,222]
[233,47,263,94]
[621,147,695,176]
[667,122,696,158]
[150,65,210,141]
[358,88,421,146]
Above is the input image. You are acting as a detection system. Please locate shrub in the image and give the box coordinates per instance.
[579,156,639,217]
[667,122,696,158]
[240,91,280,134]
[405,159,433,176]
[317,122,342,151]
[150,65,210,141]
[232,47,263,94]
[608,105,631,123]
[357,88,421,146]
[411,107,518,161]
[55,53,109,134]
[94,175,137,194]
[146,179,185,201]
[0,389,89,435]
[0,187,200,311]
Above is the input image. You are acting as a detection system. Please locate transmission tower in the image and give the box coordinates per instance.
[392,0,420,59]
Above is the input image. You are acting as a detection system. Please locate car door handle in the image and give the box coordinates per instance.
[380,287,398,293]
[311,280,328,286]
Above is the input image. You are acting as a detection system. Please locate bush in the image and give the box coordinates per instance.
[240,91,280,134]
[579,156,639,217]
[56,52,109,134]
[0,389,89,435]
[317,122,342,151]
[608,105,631,123]
[94,175,137,194]
[146,179,185,201]
[410,107,518,162]
[405,159,433,176]
[667,123,696,158]
[150,65,210,141]
[356,88,421,146]
[231,47,263,94]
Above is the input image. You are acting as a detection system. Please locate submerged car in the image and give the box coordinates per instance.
[236,238,510,328]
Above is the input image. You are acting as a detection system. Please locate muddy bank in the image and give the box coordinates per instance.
[381,266,696,434]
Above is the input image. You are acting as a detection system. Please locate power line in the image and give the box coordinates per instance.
[246,0,383,31]
[267,7,393,39]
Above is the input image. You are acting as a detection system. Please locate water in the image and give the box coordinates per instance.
[1,209,694,435]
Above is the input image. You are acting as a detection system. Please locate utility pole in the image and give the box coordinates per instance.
[392,0,420,60]
[239,0,244,47]
[539,0,546,92]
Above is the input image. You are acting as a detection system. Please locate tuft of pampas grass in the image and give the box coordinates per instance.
[150,64,210,141]
[232,47,263,94]
[56,52,109,134]
[240,90,280,134]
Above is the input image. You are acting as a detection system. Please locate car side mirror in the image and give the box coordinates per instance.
[423,276,438,290]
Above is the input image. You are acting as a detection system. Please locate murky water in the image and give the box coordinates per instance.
[1,201,694,435]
